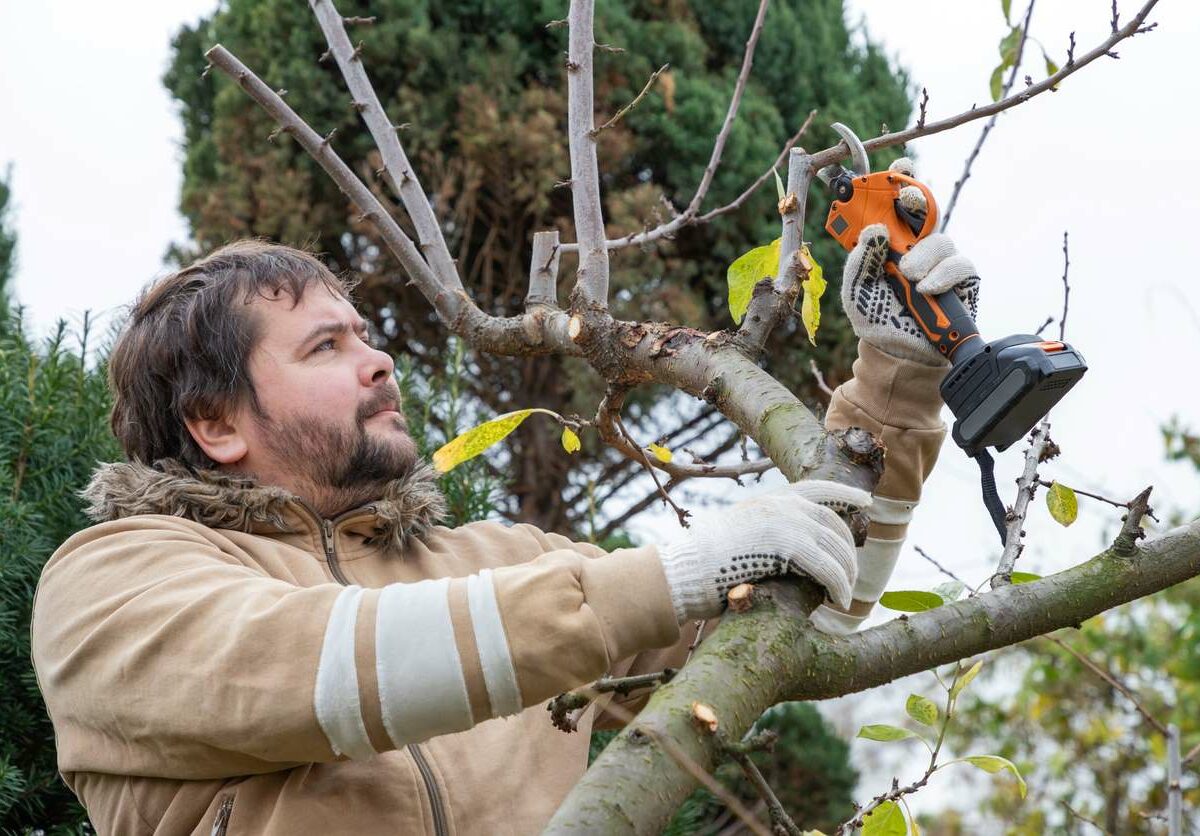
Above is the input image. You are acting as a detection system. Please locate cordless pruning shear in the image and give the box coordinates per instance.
[816,123,1088,545]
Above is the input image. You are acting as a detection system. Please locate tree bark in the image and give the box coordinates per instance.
[547,519,1200,833]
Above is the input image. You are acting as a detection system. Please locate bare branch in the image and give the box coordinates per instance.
[809,359,835,399]
[1060,230,1071,340]
[1168,724,1183,836]
[719,733,804,836]
[1033,315,1054,336]
[591,63,670,138]
[992,421,1051,587]
[915,545,973,592]
[613,413,691,528]
[309,0,460,288]
[942,0,1036,231]
[566,0,611,307]
[204,45,457,323]
[808,0,1160,173]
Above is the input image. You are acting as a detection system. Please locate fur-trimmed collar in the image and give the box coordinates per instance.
[80,458,447,551]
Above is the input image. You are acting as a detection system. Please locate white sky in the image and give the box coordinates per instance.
[2,0,1196,825]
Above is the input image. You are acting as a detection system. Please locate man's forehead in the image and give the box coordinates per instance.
[252,288,362,344]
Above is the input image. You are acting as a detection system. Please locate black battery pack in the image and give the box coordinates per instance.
[941,334,1087,454]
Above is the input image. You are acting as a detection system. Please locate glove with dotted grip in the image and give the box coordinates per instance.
[656,480,869,623]
[841,158,982,366]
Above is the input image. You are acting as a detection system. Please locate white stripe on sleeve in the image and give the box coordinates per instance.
[465,569,522,717]
[375,578,473,747]
[852,537,904,603]
[868,495,916,526]
[314,585,376,759]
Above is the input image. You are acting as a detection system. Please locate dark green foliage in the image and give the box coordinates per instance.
[587,701,857,833]
[0,166,16,309]
[165,0,912,532]
[0,312,114,832]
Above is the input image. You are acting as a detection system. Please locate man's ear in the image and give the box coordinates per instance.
[184,413,249,465]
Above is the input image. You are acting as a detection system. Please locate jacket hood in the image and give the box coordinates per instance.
[80,458,447,551]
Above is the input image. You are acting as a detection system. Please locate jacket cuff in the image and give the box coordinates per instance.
[833,339,948,431]
[581,545,681,660]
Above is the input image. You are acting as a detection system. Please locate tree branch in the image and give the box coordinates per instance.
[548,519,1200,833]
[993,421,1052,586]
[941,0,1037,232]
[565,0,611,308]
[590,63,670,138]
[309,0,460,287]
[805,0,1160,173]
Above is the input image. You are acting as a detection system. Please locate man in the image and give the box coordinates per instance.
[31,166,977,834]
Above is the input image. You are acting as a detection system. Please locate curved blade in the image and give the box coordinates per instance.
[830,122,869,176]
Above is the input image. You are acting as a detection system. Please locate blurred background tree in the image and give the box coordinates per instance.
[164,0,913,535]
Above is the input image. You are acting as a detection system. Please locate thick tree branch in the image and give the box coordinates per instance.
[548,519,1200,833]
[309,0,460,287]
[565,0,611,307]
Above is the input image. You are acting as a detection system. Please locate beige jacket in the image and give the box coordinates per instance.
[31,342,946,836]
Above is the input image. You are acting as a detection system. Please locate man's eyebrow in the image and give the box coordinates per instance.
[297,318,370,350]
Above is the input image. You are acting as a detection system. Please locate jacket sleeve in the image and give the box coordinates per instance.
[819,339,949,627]
[31,516,680,780]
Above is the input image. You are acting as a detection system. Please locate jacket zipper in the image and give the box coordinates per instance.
[409,743,450,836]
[305,503,448,834]
[210,795,234,836]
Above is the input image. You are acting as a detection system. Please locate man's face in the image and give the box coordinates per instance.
[233,286,418,515]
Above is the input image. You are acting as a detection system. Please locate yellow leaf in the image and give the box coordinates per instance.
[433,408,558,472]
[726,238,781,325]
[799,245,826,345]
[561,427,581,454]
[1046,481,1078,526]
[647,442,673,463]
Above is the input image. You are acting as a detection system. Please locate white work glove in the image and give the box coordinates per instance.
[841,158,981,366]
[657,480,870,623]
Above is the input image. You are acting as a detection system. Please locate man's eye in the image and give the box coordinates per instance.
[312,338,336,353]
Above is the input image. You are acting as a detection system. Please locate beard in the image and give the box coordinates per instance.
[254,385,418,516]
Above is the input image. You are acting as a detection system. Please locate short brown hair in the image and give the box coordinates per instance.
[109,240,355,468]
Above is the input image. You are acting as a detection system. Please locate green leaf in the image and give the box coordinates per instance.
[799,245,826,345]
[932,580,965,602]
[999,26,1024,65]
[1001,0,1012,23]
[962,755,1028,798]
[1046,481,1079,526]
[857,724,916,742]
[862,800,907,836]
[950,659,984,700]
[726,238,781,324]
[1009,571,1042,585]
[433,408,559,472]
[879,590,945,612]
[772,165,785,201]
[989,64,1005,102]
[906,694,939,727]
[561,427,581,454]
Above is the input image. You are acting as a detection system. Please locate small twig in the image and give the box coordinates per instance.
[719,733,803,836]
[590,63,670,138]
[992,422,1051,587]
[916,87,929,129]
[1044,636,1169,736]
[1059,230,1071,341]
[1033,315,1054,336]
[1182,739,1200,766]
[809,359,835,398]
[1034,479,1160,521]
[1112,486,1153,556]
[914,545,973,593]
[942,0,1036,231]
[1062,800,1113,835]
[343,15,376,26]
[614,413,691,528]
[594,41,625,54]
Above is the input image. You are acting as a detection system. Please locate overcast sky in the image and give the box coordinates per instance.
[2,0,1194,825]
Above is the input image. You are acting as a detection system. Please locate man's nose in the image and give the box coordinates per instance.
[361,343,395,386]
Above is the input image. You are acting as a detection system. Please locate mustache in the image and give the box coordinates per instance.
[356,384,404,424]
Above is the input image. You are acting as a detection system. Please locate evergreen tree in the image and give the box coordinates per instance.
[164,0,913,533]
[0,166,16,310]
